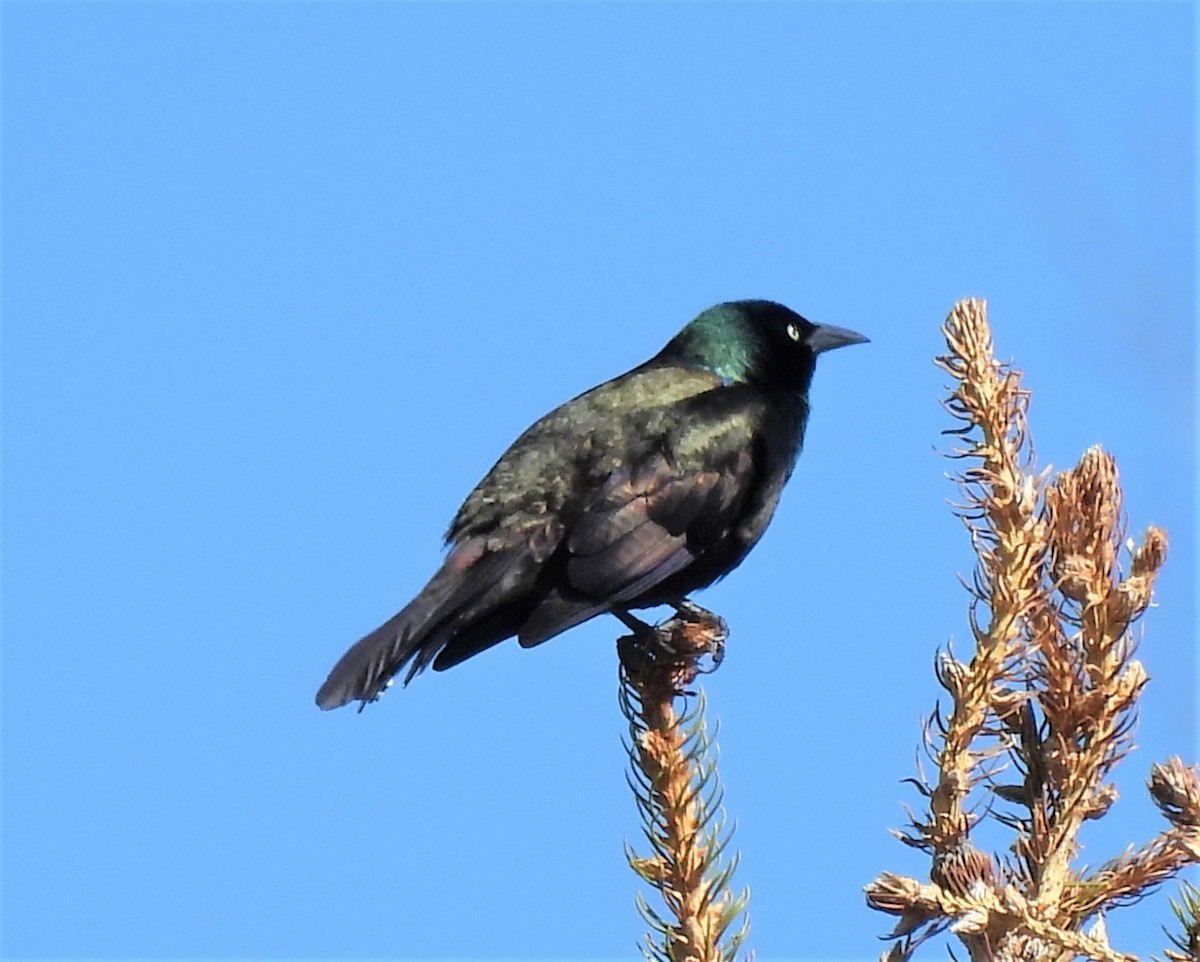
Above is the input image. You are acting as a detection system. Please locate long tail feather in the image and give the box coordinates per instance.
[315,538,543,710]
[314,598,439,710]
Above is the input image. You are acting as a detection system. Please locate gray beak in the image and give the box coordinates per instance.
[806,323,870,354]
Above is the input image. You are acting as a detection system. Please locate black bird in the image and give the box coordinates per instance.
[316,300,867,710]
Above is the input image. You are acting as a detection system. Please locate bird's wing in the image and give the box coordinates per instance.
[564,454,730,596]
[517,390,763,647]
[446,364,724,544]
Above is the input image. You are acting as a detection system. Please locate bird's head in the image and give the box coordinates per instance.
[660,300,869,393]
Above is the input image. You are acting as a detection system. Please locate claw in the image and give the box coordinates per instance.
[614,601,728,688]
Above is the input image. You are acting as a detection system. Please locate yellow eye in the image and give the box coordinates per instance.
[786,322,802,342]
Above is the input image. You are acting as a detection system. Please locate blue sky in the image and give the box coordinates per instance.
[2,3,1194,960]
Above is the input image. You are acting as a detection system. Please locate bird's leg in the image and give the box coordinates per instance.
[669,598,721,629]
[614,608,670,679]
[613,607,655,636]
[664,600,727,675]
[614,601,728,691]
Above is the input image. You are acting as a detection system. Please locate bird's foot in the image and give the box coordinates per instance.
[615,602,727,694]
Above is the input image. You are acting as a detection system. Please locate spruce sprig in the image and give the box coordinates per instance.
[866,298,1198,962]
[619,605,749,962]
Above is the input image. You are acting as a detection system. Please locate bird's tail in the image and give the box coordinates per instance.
[314,595,443,711]
[314,536,537,710]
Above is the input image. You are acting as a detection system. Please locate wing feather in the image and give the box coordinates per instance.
[517,427,759,649]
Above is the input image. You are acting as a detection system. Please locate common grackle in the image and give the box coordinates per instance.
[316,300,867,710]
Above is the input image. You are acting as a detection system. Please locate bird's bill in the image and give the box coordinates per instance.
[807,323,870,354]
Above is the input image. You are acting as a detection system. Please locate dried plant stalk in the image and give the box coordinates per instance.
[865,298,1198,962]
[619,605,748,962]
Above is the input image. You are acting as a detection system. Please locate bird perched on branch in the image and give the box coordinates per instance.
[316,299,867,710]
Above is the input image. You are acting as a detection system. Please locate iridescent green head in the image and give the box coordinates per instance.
[660,300,868,393]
